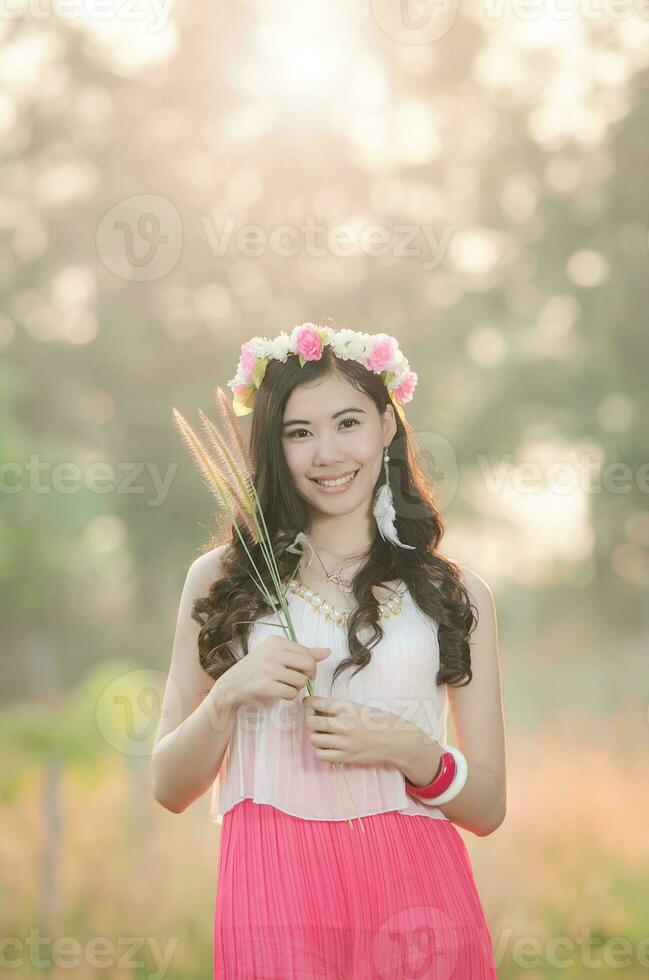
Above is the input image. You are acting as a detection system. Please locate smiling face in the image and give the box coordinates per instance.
[281,370,397,516]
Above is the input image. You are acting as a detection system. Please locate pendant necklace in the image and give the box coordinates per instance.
[302,542,369,597]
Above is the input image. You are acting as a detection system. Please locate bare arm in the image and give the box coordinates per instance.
[392,566,507,837]
[151,545,242,814]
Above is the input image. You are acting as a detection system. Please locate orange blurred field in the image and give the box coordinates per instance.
[2,708,647,979]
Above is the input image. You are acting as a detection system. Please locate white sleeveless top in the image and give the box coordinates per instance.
[209,581,450,824]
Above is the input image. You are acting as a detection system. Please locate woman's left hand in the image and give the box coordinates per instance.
[302,695,403,766]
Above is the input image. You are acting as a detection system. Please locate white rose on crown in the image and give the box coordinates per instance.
[246,336,274,359]
[270,332,292,362]
[329,329,371,361]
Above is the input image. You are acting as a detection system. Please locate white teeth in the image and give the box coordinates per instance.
[315,471,357,487]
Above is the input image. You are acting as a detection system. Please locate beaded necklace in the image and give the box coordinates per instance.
[285,577,407,627]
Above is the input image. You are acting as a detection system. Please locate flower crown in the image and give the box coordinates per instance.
[226,322,418,420]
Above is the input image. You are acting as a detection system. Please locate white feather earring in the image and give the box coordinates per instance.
[286,530,317,566]
[373,446,416,550]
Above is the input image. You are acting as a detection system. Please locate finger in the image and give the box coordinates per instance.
[314,749,345,764]
[284,653,319,675]
[277,666,312,690]
[309,732,344,749]
[304,712,335,732]
[273,681,305,701]
[303,697,337,714]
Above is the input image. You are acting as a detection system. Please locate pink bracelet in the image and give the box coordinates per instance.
[405,751,456,800]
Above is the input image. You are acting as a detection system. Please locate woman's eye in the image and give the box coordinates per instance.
[287,418,359,439]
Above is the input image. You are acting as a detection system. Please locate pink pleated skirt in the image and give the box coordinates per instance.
[214,798,497,979]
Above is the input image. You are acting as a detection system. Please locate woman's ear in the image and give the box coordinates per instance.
[382,403,398,443]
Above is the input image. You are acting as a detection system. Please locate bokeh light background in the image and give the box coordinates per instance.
[1,0,649,977]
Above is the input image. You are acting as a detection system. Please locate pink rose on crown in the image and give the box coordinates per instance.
[364,334,400,374]
[239,343,257,381]
[392,370,418,404]
[295,324,324,361]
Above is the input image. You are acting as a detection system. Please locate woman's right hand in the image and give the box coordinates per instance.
[224,635,332,708]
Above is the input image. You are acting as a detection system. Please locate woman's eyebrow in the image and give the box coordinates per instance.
[282,407,365,429]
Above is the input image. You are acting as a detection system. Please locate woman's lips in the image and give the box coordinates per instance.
[309,469,359,494]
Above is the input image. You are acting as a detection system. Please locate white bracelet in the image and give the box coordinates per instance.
[405,744,469,807]
[425,744,468,805]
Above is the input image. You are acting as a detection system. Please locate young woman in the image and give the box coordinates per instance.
[153,323,506,979]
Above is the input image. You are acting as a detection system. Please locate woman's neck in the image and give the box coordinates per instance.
[305,507,376,560]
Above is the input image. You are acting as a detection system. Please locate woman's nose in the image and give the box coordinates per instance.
[312,439,346,466]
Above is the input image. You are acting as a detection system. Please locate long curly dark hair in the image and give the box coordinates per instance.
[192,341,477,692]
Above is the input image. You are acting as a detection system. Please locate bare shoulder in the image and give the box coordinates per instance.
[456,564,494,606]
[453,564,497,639]
[186,543,230,596]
